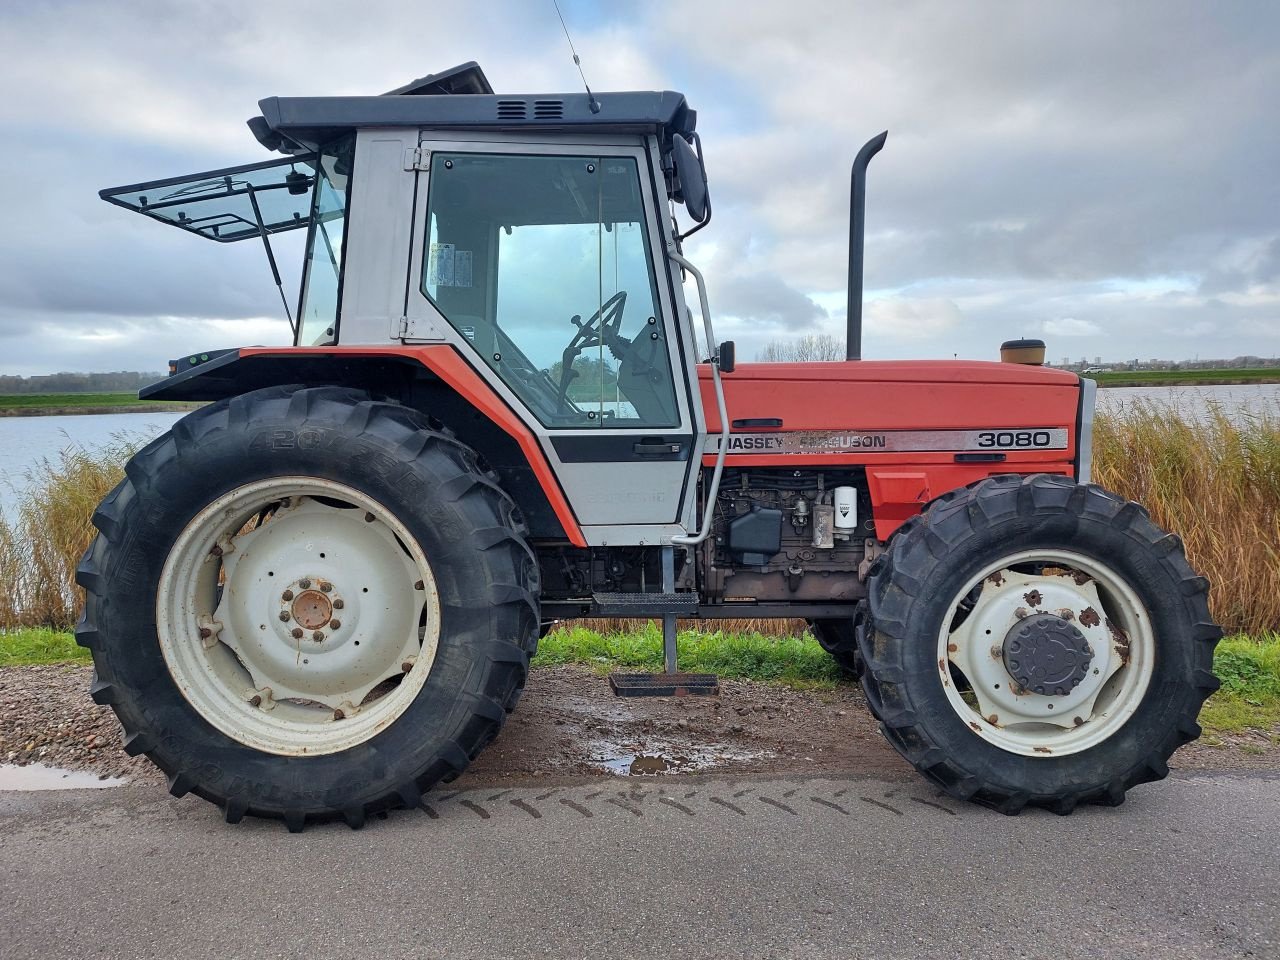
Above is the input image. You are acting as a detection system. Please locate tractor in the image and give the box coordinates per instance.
[84,62,1221,829]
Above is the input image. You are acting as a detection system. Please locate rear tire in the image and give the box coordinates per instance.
[809,611,864,678]
[859,473,1221,814]
[76,385,539,830]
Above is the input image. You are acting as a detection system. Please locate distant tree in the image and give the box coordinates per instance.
[756,333,845,362]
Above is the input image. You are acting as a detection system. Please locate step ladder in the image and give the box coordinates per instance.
[604,546,719,697]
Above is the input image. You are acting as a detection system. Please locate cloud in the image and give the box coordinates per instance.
[1,0,1279,374]
[1043,318,1103,337]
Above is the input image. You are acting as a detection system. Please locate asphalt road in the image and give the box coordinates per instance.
[2,770,1277,960]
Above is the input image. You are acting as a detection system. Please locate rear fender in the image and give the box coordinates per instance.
[143,346,586,546]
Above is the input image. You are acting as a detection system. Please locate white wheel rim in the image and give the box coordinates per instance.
[937,549,1154,757]
[157,478,441,757]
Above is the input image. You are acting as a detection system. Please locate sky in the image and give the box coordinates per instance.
[1,0,1277,375]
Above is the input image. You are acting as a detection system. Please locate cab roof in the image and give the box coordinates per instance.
[248,61,697,154]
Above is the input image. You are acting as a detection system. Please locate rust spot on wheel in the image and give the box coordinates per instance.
[986,572,1005,586]
[291,590,333,630]
[1023,589,1043,607]
[969,721,982,733]
[1079,607,1101,628]
[1033,746,1052,754]
[947,643,958,653]
[938,658,946,672]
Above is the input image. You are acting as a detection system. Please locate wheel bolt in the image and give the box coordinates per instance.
[334,708,346,720]
[312,631,325,642]
[402,661,414,673]
[210,545,223,557]
[249,694,262,707]
[414,580,424,591]
[364,512,375,522]
[329,619,341,630]
[198,627,212,639]
[282,589,294,601]
[299,578,311,589]
[319,582,332,593]
[291,628,304,639]
[333,599,345,610]
[278,611,290,622]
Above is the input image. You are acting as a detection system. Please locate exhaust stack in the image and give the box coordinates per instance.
[846,131,888,361]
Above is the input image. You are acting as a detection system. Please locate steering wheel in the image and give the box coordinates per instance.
[556,291,629,411]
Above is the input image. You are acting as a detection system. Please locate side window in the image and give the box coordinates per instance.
[422,153,679,428]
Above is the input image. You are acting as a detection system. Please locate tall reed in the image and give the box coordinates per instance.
[1093,399,1280,635]
[0,400,1276,636]
[0,439,133,629]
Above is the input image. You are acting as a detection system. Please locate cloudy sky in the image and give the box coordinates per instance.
[2,0,1277,375]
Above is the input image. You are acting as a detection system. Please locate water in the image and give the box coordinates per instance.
[0,411,183,516]
[1095,382,1280,420]
[0,383,1274,512]
[0,762,127,791]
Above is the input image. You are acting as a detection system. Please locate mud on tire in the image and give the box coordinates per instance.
[76,385,539,831]
[858,473,1221,815]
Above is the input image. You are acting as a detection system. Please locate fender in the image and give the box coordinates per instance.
[143,345,587,547]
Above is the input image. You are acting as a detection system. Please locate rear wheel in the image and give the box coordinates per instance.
[77,386,539,830]
[809,612,864,678]
[860,474,1221,814]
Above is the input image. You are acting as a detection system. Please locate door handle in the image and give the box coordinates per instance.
[633,440,684,456]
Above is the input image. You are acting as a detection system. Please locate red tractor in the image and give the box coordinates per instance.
[85,63,1219,829]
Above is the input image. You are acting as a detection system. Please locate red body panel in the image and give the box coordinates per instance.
[700,361,1081,538]
[239,345,588,547]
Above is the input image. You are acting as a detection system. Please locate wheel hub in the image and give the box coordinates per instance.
[1002,613,1093,696]
[290,589,333,631]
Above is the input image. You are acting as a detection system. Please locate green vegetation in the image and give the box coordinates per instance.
[0,392,197,416]
[5,624,1276,742]
[1088,367,1280,388]
[0,628,89,667]
[1199,632,1280,733]
[535,621,842,687]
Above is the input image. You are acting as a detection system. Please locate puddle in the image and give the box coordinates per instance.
[590,740,772,776]
[0,763,127,791]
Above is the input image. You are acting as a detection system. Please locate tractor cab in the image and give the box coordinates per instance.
[101,61,720,539]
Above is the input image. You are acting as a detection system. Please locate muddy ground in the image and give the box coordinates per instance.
[2,663,1277,788]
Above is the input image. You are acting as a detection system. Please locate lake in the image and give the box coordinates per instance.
[1,383,1277,514]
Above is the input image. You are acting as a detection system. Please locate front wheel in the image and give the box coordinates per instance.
[77,386,539,830]
[859,474,1221,814]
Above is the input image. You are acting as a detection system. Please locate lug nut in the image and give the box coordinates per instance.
[282,589,294,601]
[312,631,325,642]
[210,545,223,557]
[299,578,311,589]
[319,582,332,593]
[291,628,304,639]
[249,694,262,707]
[329,619,341,630]
[364,512,375,522]
[402,661,414,673]
[278,611,290,622]
[198,627,212,639]
[333,708,346,720]
[414,580,424,591]
[333,599,345,610]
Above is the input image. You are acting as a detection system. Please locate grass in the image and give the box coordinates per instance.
[534,621,843,687]
[1088,367,1280,388]
[0,393,197,417]
[0,628,89,667]
[5,624,1277,741]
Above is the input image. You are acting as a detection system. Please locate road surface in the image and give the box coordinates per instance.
[2,770,1277,959]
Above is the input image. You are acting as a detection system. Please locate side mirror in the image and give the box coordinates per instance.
[671,134,710,223]
[718,340,736,373]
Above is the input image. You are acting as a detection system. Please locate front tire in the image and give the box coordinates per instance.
[77,386,539,830]
[859,474,1221,815]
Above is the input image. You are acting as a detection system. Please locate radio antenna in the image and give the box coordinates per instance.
[551,0,601,114]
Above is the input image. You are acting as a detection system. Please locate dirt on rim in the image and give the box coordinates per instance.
[1,663,1276,789]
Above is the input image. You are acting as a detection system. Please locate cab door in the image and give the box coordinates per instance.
[400,138,698,542]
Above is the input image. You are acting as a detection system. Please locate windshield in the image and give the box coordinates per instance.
[100,156,316,243]
[297,136,354,346]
